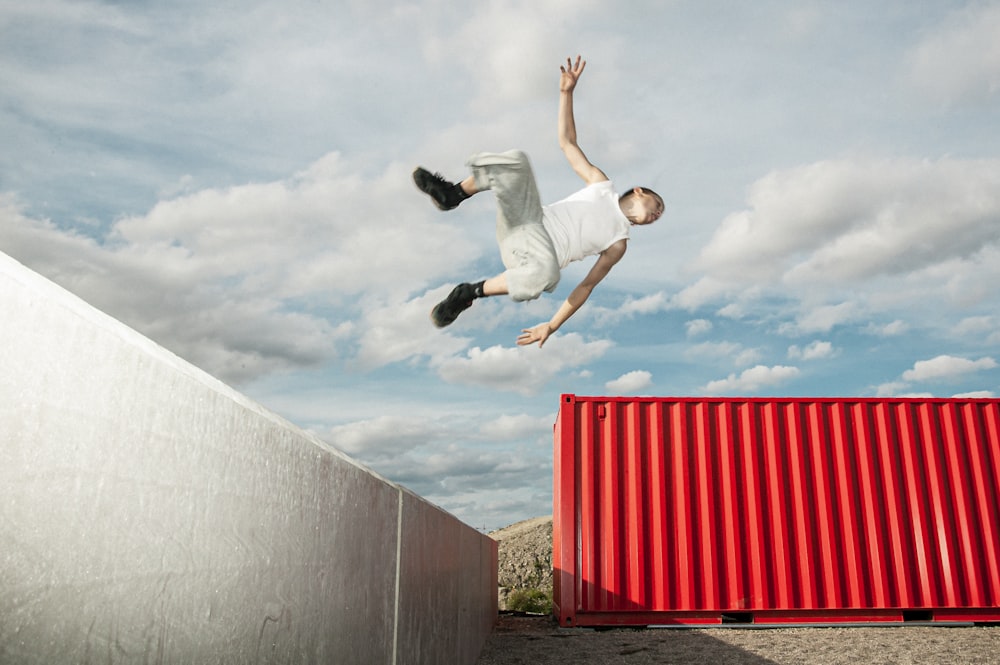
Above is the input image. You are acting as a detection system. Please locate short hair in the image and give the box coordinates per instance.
[620,187,664,208]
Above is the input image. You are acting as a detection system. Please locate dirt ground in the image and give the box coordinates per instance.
[476,614,1000,665]
[493,516,553,611]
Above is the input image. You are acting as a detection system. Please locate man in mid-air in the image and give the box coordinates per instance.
[413,55,664,348]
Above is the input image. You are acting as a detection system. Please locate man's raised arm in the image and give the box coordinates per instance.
[558,56,608,185]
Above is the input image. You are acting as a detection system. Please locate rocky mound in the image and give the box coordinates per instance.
[489,516,553,610]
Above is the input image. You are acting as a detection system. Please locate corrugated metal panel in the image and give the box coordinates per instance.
[553,395,1000,626]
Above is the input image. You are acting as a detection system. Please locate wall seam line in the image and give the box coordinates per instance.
[391,488,403,665]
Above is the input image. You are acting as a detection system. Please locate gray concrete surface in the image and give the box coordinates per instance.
[0,251,496,664]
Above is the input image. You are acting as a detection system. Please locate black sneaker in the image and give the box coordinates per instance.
[413,167,465,211]
[431,283,476,327]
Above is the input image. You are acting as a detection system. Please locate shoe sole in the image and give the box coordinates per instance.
[431,288,474,328]
[412,167,458,211]
[430,305,450,328]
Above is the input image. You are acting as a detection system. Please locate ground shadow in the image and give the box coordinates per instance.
[476,615,782,665]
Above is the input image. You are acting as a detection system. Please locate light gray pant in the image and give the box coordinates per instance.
[466,150,561,302]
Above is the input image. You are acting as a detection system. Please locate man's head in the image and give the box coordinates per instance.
[619,187,664,225]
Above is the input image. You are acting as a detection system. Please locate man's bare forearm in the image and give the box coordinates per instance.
[548,283,592,333]
[558,89,578,150]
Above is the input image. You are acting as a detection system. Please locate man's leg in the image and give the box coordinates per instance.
[430,273,508,328]
[425,150,557,325]
[481,273,508,296]
[412,169,478,210]
[467,152,561,300]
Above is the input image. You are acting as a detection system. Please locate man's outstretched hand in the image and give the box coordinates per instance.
[518,323,554,348]
[559,55,586,93]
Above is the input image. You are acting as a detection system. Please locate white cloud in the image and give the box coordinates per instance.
[431,0,602,114]
[702,365,800,395]
[877,355,998,397]
[590,291,672,326]
[734,348,765,367]
[866,320,909,337]
[328,411,553,461]
[788,340,835,361]
[953,391,996,399]
[478,413,554,440]
[619,291,671,316]
[781,302,858,335]
[901,355,997,383]
[686,341,762,368]
[0,156,482,383]
[875,381,909,398]
[329,415,443,458]
[685,318,713,337]
[673,276,730,311]
[605,370,653,395]
[907,4,1000,105]
[433,333,613,395]
[325,413,554,531]
[692,158,1000,301]
[717,303,747,320]
[953,316,1000,345]
[954,316,995,335]
[113,156,477,300]
[354,287,473,369]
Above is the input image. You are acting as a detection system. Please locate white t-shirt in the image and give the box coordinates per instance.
[542,180,631,268]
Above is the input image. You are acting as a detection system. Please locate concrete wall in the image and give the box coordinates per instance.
[0,251,497,664]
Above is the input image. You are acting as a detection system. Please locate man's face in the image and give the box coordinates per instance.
[632,191,664,225]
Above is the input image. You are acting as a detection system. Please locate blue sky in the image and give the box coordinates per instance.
[3,0,1000,531]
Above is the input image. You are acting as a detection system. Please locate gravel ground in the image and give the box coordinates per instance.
[477,614,1000,665]
[483,517,1000,664]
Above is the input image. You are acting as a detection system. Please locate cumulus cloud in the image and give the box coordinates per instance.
[0,157,481,384]
[702,365,800,395]
[430,0,602,113]
[354,287,474,369]
[327,413,551,475]
[112,155,476,300]
[478,413,555,440]
[788,340,835,361]
[954,316,995,336]
[875,381,909,398]
[685,318,713,337]
[953,316,1000,344]
[329,415,444,458]
[877,354,997,397]
[674,276,730,311]
[901,355,997,383]
[329,411,553,460]
[590,291,672,326]
[619,291,671,316]
[686,341,762,368]
[605,370,653,395]
[866,320,909,337]
[685,157,1000,307]
[734,348,765,367]
[434,333,613,395]
[907,4,1000,105]
[781,302,858,335]
[324,410,555,530]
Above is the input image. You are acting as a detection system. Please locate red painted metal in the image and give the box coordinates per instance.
[553,395,1000,626]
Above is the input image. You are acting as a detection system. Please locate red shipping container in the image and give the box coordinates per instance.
[553,394,1000,626]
